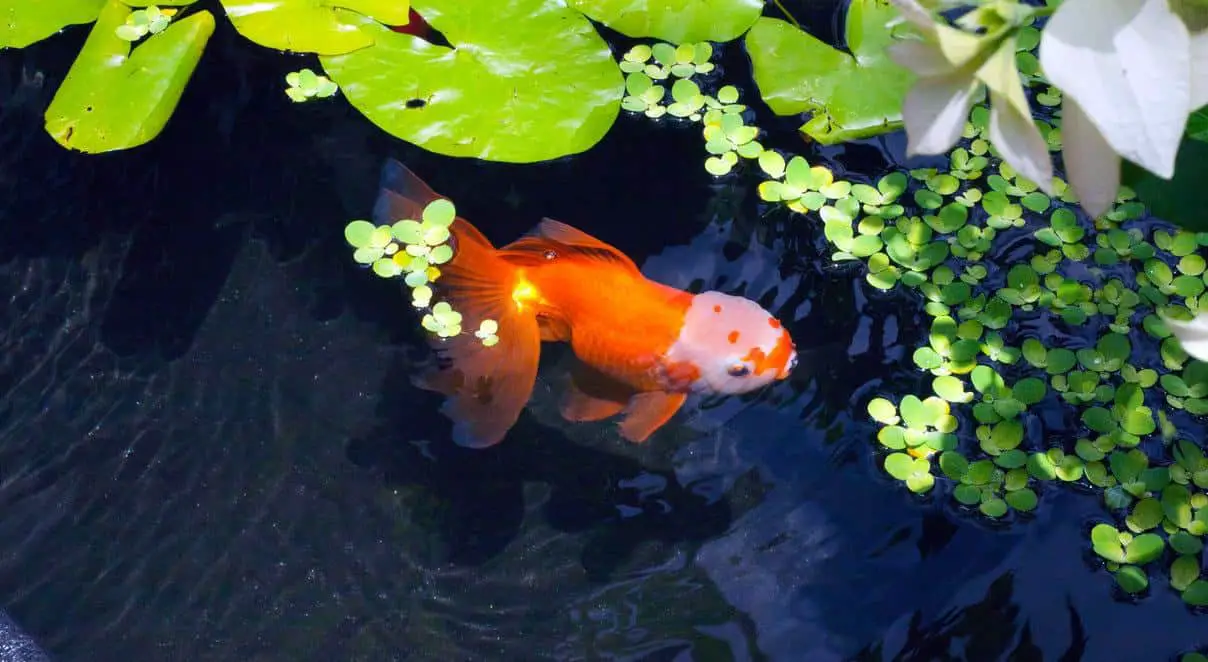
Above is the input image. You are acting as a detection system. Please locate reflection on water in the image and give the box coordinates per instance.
[2,14,1208,662]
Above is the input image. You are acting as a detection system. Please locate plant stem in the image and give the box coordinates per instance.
[769,0,803,28]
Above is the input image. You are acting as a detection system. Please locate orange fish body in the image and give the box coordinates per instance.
[373,159,797,448]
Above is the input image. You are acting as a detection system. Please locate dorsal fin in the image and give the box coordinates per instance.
[500,218,640,272]
[372,158,445,225]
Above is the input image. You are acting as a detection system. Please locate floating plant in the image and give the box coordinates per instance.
[114,4,173,41]
[344,198,497,346]
[284,68,338,102]
[617,28,1208,612]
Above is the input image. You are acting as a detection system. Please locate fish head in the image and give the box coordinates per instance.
[665,290,797,395]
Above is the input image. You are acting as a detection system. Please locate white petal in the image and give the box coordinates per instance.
[1061,97,1122,218]
[1164,313,1208,362]
[900,73,979,156]
[886,0,936,31]
[987,96,1054,193]
[1039,0,1191,178]
[977,38,1053,191]
[1192,30,1208,109]
[888,41,956,77]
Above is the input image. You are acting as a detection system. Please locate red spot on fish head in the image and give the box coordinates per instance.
[727,330,740,344]
[768,317,781,329]
[713,305,722,313]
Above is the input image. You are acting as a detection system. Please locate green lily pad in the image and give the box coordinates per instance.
[219,0,409,55]
[0,0,106,48]
[43,0,214,153]
[745,2,913,145]
[567,0,761,43]
[320,0,623,163]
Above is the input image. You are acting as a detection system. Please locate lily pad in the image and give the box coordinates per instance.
[43,0,214,153]
[567,0,762,44]
[219,0,411,55]
[320,0,623,163]
[745,2,913,145]
[0,0,106,48]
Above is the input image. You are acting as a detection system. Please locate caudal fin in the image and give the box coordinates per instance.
[374,159,541,448]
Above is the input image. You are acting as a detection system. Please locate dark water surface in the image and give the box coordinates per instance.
[2,7,1207,662]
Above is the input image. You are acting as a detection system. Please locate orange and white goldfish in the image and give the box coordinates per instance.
[373,159,798,448]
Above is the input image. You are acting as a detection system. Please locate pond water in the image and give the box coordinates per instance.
[2,7,1208,662]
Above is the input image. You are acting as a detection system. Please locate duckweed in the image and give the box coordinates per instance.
[615,33,1208,607]
[284,68,338,103]
[345,198,497,346]
[115,5,174,41]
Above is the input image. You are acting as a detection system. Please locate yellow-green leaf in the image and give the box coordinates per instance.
[43,0,214,153]
[1,0,106,48]
[218,0,410,55]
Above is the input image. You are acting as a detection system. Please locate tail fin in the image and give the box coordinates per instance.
[374,159,541,448]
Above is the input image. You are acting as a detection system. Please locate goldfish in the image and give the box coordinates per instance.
[373,159,798,448]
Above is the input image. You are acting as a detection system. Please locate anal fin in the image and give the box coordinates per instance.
[617,392,687,443]
[561,362,633,422]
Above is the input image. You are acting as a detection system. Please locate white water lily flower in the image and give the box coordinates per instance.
[1039,0,1196,217]
[1165,313,1208,362]
[888,0,1053,192]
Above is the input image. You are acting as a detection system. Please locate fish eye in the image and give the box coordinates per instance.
[727,363,750,377]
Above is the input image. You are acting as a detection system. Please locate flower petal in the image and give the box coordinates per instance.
[1164,313,1208,362]
[1061,96,1122,218]
[1039,0,1191,179]
[888,41,955,77]
[886,0,936,32]
[901,73,980,156]
[976,37,1053,191]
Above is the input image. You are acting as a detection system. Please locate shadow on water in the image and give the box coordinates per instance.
[2,4,1208,662]
[343,354,739,578]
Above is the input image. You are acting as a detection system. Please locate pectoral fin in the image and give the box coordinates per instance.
[561,362,633,422]
[617,392,687,443]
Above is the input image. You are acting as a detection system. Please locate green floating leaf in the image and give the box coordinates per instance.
[867,397,898,425]
[344,220,376,247]
[569,0,760,43]
[745,2,912,145]
[1005,488,1038,512]
[219,0,409,55]
[43,0,214,153]
[1,0,109,48]
[320,0,623,163]
[1184,579,1208,606]
[1115,565,1148,594]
